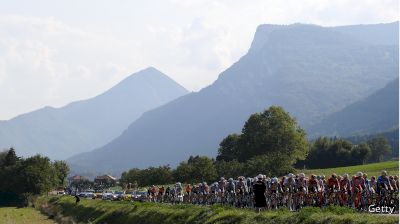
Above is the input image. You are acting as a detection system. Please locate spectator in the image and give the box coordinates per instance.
[253,174,267,212]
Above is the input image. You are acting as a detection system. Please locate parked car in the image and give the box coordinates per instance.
[78,190,96,199]
[131,191,147,202]
[102,190,115,200]
[113,191,126,201]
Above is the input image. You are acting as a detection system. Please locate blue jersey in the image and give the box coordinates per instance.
[377,176,390,185]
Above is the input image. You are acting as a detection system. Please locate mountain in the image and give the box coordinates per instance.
[68,22,398,173]
[0,67,188,159]
[308,78,399,137]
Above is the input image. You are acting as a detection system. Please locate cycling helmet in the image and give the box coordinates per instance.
[299,173,305,178]
[311,174,316,179]
[257,174,263,179]
[394,176,398,180]
[363,173,368,178]
[343,174,349,179]
[371,176,376,180]
[321,175,325,179]
[228,178,234,182]
[356,172,363,177]
[332,173,337,178]
[288,173,294,178]
[220,177,225,181]
[381,170,387,176]
[389,176,394,180]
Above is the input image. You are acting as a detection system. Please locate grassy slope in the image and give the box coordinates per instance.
[35,196,398,224]
[0,207,55,224]
[301,161,399,177]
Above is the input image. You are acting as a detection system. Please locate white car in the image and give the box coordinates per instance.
[102,190,115,200]
[79,190,96,199]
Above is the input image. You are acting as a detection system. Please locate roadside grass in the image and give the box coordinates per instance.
[35,196,398,224]
[0,207,55,224]
[301,161,399,177]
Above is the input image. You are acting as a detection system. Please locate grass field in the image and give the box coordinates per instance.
[34,196,398,224]
[0,207,55,224]
[301,161,399,177]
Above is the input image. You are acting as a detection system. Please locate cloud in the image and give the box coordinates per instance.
[0,0,398,119]
[0,15,135,119]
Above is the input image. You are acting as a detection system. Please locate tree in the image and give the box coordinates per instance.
[120,168,142,186]
[216,134,241,161]
[2,148,19,167]
[351,143,371,165]
[217,106,309,174]
[53,160,70,187]
[17,155,57,195]
[244,154,294,177]
[174,156,217,184]
[214,160,245,179]
[173,161,193,183]
[367,137,391,162]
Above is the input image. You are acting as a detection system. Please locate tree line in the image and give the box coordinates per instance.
[120,106,393,187]
[300,136,391,169]
[0,148,69,206]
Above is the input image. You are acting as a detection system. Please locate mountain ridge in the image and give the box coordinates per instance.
[68,22,398,174]
[308,78,399,137]
[0,67,188,159]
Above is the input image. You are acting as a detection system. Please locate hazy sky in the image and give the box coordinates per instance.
[0,0,398,120]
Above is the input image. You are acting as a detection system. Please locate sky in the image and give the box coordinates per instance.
[0,0,398,120]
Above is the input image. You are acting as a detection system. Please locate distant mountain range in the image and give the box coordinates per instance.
[68,22,399,174]
[0,67,188,159]
[308,78,399,137]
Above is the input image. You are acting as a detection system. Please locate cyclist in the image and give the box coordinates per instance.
[284,173,296,192]
[150,185,157,202]
[394,175,399,189]
[308,174,319,193]
[210,182,218,194]
[370,176,377,193]
[327,173,340,192]
[246,177,253,195]
[389,176,398,191]
[175,182,183,203]
[352,172,365,209]
[269,177,281,209]
[158,185,165,202]
[218,177,226,193]
[377,170,392,195]
[185,184,192,202]
[235,176,248,207]
[284,173,296,211]
[326,173,340,205]
[185,184,192,195]
[307,174,319,206]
